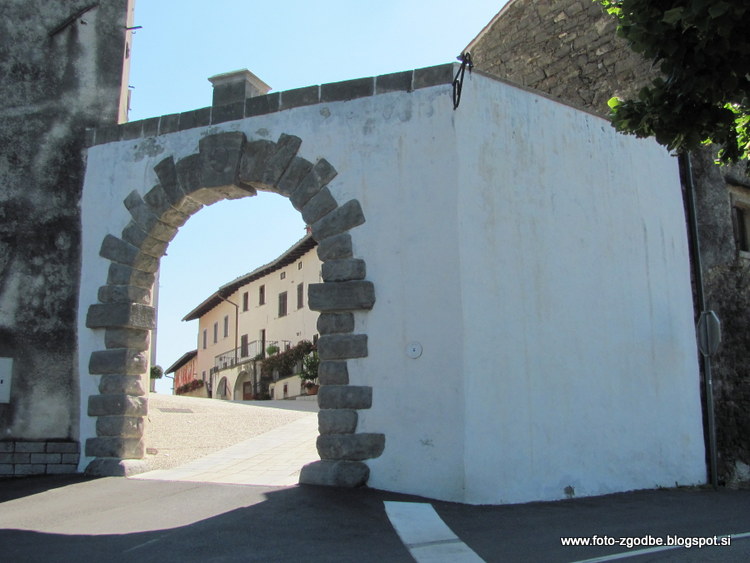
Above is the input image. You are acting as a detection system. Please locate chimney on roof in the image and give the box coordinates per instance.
[208,69,271,106]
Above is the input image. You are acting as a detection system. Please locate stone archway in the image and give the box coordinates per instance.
[84,131,384,487]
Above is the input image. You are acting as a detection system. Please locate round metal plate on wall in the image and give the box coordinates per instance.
[406,342,423,359]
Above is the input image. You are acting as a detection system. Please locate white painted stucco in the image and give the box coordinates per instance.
[78,70,706,503]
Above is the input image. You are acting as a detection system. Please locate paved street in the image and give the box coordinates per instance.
[1,396,749,562]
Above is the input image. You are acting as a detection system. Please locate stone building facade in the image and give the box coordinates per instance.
[467,0,750,485]
[0,0,134,476]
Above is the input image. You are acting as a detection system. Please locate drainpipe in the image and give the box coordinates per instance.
[680,152,718,489]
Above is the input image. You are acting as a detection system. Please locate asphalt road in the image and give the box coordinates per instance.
[1,476,749,562]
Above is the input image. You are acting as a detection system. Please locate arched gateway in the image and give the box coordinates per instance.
[83,130,383,487]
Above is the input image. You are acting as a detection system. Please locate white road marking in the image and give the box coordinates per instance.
[570,531,750,563]
[384,501,485,562]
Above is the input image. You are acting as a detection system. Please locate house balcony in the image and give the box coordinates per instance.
[211,339,291,375]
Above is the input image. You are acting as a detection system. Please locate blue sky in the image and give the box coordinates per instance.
[128,0,508,392]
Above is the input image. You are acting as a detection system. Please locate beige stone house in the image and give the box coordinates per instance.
[181,234,321,400]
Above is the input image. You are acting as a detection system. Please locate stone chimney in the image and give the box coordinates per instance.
[208,69,271,106]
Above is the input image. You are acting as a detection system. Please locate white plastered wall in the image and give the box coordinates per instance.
[452,75,706,504]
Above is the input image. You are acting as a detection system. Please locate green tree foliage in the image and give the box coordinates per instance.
[597,0,750,166]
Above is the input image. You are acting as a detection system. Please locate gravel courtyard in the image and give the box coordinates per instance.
[143,394,318,471]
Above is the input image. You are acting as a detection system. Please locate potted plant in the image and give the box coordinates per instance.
[299,351,319,395]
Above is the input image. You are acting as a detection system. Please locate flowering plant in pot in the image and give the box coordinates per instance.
[299,351,319,394]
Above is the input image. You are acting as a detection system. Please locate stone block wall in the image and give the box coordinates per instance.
[468,0,750,485]
[468,0,654,115]
[0,440,80,476]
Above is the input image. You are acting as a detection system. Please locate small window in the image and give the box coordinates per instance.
[278,291,288,317]
[280,271,286,280]
[733,206,750,252]
[259,284,265,305]
[297,282,304,309]
[223,315,229,338]
[213,322,218,344]
[202,370,206,381]
[298,261,303,270]
[242,292,249,312]
[202,329,207,350]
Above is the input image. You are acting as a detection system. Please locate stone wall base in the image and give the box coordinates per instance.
[0,440,80,477]
[85,457,148,477]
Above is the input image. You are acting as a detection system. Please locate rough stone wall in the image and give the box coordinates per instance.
[468,0,654,115]
[469,0,750,485]
[0,1,131,455]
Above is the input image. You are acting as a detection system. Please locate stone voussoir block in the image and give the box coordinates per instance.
[301,187,338,226]
[318,361,349,385]
[311,199,365,241]
[239,139,277,187]
[318,385,372,410]
[98,374,147,396]
[121,221,169,259]
[97,284,151,305]
[88,393,147,417]
[85,436,144,459]
[153,156,181,202]
[318,409,358,434]
[261,134,303,186]
[317,334,368,360]
[175,153,203,196]
[316,433,385,461]
[308,281,375,312]
[289,159,338,211]
[143,183,190,228]
[105,327,150,351]
[317,233,353,261]
[317,313,355,335]
[107,263,157,290]
[198,131,246,188]
[298,459,369,488]
[100,235,159,273]
[321,259,366,282]
[89,348,148,376]
[96,415,145,438]
[87,302,155,330]
[124,190,178,242]
[277,156,314,196]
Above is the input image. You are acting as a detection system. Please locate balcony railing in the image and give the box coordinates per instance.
[212,339,292,373]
